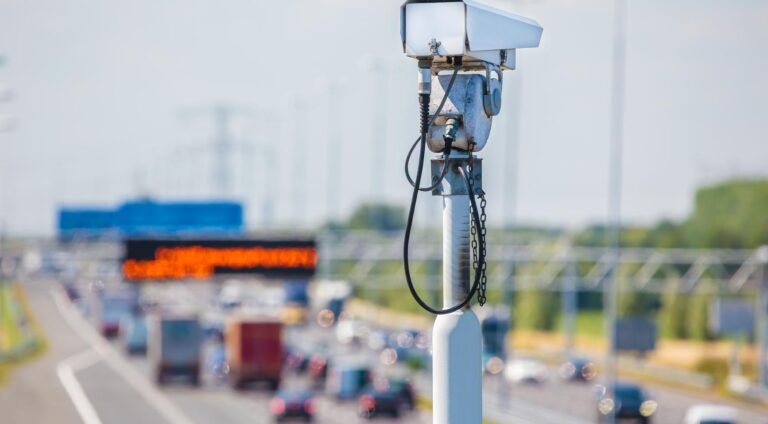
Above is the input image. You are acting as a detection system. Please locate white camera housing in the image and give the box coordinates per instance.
[401,0,543,70]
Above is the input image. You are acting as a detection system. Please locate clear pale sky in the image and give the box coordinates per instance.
[0,0,766,235]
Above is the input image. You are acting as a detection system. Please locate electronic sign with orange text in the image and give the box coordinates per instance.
[122,239,317,281]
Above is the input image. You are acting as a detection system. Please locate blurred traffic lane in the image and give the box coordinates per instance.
[0,279,97,424]
[89,283,430,424]
[76,360,172,424]
[122,344,429,424]
[29,274,768,424]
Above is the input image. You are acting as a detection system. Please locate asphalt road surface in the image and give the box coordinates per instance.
[4,277,768,424]
[1,278,429,424]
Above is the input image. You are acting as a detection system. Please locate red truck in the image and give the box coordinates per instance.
[226,318,283,390]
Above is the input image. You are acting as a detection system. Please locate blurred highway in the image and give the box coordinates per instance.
[3,275,768,424]
[2,278,429,424]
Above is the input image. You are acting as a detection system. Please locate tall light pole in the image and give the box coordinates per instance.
[757,246,768,389]
[501,73,522,313]
[0,56,14,283]
[293,98,307,228]
[237,119,281,231]
[326,82,342,224]
[605,0,628,419]
[364,57,389,198]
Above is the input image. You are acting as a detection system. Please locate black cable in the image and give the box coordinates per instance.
[403,101,485,315]
[404,67,460,192]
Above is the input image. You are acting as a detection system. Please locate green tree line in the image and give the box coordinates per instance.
[342,179,767,341]
[517,179,768,340]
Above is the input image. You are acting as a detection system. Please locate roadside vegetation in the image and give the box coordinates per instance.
[333,178,768,389]
[0,283,48,384]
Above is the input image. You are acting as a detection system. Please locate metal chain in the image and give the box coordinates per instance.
[467,149,488,306]
[470,158,478,283]
[478,189,487,306]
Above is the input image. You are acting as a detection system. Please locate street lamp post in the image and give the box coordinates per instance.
[0,56,12,284]
[606,0,629,421]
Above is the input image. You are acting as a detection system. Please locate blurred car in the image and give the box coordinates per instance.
[269,390,316,422]
[99,292,138,338]
[386,377,415,411]
[217,284,243,310]
[559,357,597,382]
[684,404,738,424]
[395,346,431,371]
[395,329,419,349]
[367,329,390,351]
[481,313,509,359]
[596,382,657,424]
[503,358,549,384]
[284,281,310,305]
[121,315,148,355]
[325,297,345,323]
[62,282,81,302]
[284,345,310,373]
[335,319,369,345]
[358,388,402,419]
[483,352,506,375]
[206,343,229,382]
[328,365,372,400]
[201,318,224,341]
[308,352,331,388]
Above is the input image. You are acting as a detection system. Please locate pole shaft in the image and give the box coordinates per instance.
[442,196,470,307]
[758,261,767,388]
[326,87,341,222]
[433,192,481,424]
[563,257,577,358]
[214,105,232,197]
[606,0,628,416]
[293,101,306,227]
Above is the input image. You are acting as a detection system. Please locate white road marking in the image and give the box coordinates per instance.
[52,289,196,424]
[57,348,104,424]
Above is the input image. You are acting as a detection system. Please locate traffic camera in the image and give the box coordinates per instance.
[400,0,543,151]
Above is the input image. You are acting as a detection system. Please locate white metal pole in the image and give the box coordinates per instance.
[563,254,577,359]
[606,0,628,420]
[757,246,768,388]
[293,99,307,227]
[433,184,482,424]
[326,83,342,223]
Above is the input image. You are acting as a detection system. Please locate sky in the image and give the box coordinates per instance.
[0,0,766,235]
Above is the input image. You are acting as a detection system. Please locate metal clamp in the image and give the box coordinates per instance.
[430,155,482,196]
[483,63,503,117]
[483,63,503,95]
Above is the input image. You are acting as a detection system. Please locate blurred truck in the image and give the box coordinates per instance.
[226,318,283,390]
[150,315,203,385]
[481,311,509,373]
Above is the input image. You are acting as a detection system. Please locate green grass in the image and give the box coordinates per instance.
[0,283,48,385]
[0,284,25,351]
[554,310,604,337]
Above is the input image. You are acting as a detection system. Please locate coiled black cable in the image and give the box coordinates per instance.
[404,67,460,192]
[403,70,485,315]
